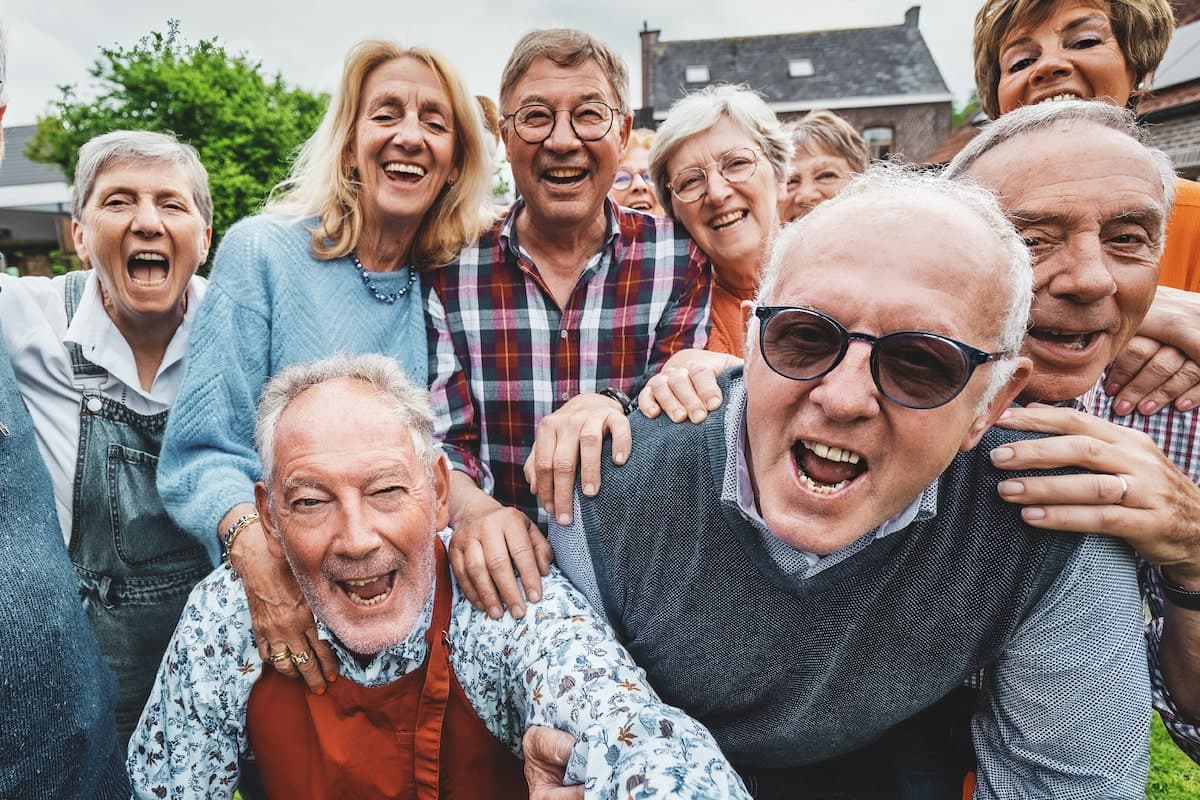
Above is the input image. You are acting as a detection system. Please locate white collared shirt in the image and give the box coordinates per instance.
[0,270,205,543]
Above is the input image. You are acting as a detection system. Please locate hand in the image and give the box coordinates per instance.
[1113,285,1200,412]
[991,405,1200,576]
[523,726,582,800]
[234,522,339,692]
[447,474,551,620]
[1103,335,1200,416]
[525,392,631,524]
[637,349,741,423]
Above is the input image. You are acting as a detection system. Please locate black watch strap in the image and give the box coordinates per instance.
[599,386,635,416]
[1158,567,1200,611]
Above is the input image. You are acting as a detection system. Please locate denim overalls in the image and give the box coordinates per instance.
[63,271,214,747]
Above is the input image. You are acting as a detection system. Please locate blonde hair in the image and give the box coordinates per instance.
[973,0,1174,119]
[268,40,492,267]
[625,128,656,153]
[785,110,870,174]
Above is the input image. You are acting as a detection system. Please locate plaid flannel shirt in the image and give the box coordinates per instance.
[1085,375,1200,760]
[426,198,711,528]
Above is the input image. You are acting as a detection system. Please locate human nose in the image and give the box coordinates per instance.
[543,110,580,152]
[806,342,882,422]
[1039,236,1117,304]
[391,114,424,148]
[703,168,734,204]
[331,497,382,560]
[131,199,165,237]
[1029,46,1073,85]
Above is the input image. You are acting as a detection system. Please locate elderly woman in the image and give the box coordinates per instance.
[649,85,791,357]
[158,40,492,692]
[974,0,1198,292]
[611,128,664,215]
[0,130,213,745]
[777,110,869,223]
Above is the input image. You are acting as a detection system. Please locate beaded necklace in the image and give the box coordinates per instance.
[350,250,417,304]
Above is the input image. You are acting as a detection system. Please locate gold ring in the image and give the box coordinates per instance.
[268,649,292,663]
[291,650,311,666]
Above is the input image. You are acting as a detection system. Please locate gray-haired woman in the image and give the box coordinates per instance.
[0,129,213,745]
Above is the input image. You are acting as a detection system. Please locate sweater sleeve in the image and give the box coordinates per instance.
[158,218,275,546]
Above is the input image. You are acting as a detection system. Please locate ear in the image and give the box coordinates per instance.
[71,219,90,265]
[617,112,632,150]
[958,356,1032,451]
[254,482,287,559]
[431,452,451,531]
[199,225,213,266]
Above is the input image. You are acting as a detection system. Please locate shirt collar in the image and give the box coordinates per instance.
[499,196,620,260]
[62,270,204,402]
[317,573,437,682]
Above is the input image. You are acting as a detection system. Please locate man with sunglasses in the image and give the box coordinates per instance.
[543,166,1150,798]
[426,30,710,620]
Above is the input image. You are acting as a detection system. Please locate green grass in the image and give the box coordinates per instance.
[1148,713,1200,799]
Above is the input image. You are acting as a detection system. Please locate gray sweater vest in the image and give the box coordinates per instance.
[578,368,1081,769]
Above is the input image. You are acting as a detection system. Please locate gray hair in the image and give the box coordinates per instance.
[754,163,1034,408]
[72,130,214,225]
[945,100,1177,212]
[255,353,436,488]
[649,85,793,219]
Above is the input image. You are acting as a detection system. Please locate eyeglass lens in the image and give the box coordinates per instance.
[759,308,974,409]
[670,148,758,202]
[613,170,651,189]
[512,101,614,144]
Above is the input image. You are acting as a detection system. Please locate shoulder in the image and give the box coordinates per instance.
[1173,177,1200,209]
[214,214,317,267]
[174,566,255,653]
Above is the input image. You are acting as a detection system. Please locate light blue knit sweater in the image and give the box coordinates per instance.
[158,214,428,548]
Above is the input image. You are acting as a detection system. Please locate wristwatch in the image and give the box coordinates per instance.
[1158,566,1200,611]
[599,386,635,416]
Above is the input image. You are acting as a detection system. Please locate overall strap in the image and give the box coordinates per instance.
[62,271,107,381]
[413,538,455,800]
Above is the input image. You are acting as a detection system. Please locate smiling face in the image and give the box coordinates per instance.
[778,145,857,223]
[996,0,1136,113]
[352,56,460,247]
[501,56,630,234]
[612,145,661,214]
[743,194,1023,553]
[667,115,782,285]
[72,159,210,336]
[256,378,449,657]
[964,121,1165,402]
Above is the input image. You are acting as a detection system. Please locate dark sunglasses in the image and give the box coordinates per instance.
[754,306,1012,409]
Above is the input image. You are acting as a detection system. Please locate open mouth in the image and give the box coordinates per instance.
[337,571,396,607]
[544,167,588,186]
[127,252,169,287]
[628,200,653,211]
[710,210,748,230]
[1036,92,1083,104]
[791,439,867,494]
[384,162,428,183]
[1027,327,1099,352]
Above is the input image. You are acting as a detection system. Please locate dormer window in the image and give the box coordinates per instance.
[787,58,814,78]
[685,65,710,84]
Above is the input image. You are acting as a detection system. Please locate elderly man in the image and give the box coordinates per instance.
[545,168,1150,798]
[0,23,128,798]
[942,100,1200,761]
[428,28,711,618]
[127,352,747,800]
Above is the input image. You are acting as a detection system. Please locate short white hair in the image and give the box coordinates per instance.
[255,353,435,488]
[753,163,1033,408]
[649,84,793,219]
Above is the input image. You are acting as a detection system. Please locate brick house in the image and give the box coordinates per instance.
[0,124,72,276]
[638,6,953,163]
[1142,1,1200,178]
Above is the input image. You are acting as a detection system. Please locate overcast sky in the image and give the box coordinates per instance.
[3,0,980,127]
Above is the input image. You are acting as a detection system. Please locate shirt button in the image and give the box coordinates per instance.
[560,329,568,339]
[560,392,570,401]
[86,397,103,413]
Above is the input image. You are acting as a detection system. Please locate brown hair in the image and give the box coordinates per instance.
[499,29,629,114]
[785,110,870,173]
[973,0,1174,118]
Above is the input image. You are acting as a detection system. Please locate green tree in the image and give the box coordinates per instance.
[951,90,982,129]
[27,20,327,272]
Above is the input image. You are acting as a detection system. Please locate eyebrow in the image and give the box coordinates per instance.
[1002,12,1109,51]
[514,90,607,108]
[1112,207,1165,229]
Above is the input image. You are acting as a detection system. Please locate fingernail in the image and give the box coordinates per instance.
[314,687,325,696]
[489,606,502,619]
[990,447,1014,463]
[1105,382,1120,396]
[997,480,1023,496]
[1139,401,1157,415]
[328,674,337,683]
[1180,399,1195,411]
[557,513,571,525]
[670,411,684,422]
[689,409,707,423]
[512,604,526,619]
[1114,400,1133,416]
[614,451,627,465]
[528,590,541,603]
[706,396,721,410]
[1021,507,1046,521]
[583,483,596,496]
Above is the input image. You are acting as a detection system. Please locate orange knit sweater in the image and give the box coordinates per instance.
[1159,178,1200,293]
[706,280,756,358]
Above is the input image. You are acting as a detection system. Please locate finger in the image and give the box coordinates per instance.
[995,407,1126,443]
[651,372,691,423]
[290,640,329,694]
[449,536,484,609]
[523,725,577,767]
[532,425,559,518]
[1012,503,1142,536]
[690,367,724,412]
[635,382,662,418]
[506,522,547,609]
[308,627,340,682]
[532,529,554,576]
[547,426,580,526]
[1110,346,1184,416]
[463,537,507,619]
[1149,357,1200,412]
[265,639,297,677]
[609,414,632,468]
[1175,382,1200,413]
[576,415,607,503]
[990,433,1127,474]
[1103,335,1160,398]
[481,530,528,618]
[665,368,709,423]
[997,472,1128,507]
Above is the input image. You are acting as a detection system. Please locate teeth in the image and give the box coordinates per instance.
[797,469,849,494]
[711,210,746,228]
[546,168,584,178]
[1037,93,1081,104]
[131,252,166,261]
[802,439,862,464]
[346,590,388,606]
[384,163,427,176]
[344,577,378,587]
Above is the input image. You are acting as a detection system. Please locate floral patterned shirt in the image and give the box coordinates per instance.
[127,533,748,800]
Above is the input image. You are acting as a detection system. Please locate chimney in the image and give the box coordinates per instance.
[640,22,660,113]
[904,5,921,29]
